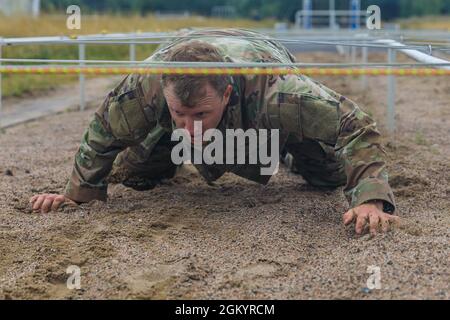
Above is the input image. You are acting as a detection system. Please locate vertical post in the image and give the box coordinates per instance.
[361,45,368,89]
[344,46,350,62]
[350,0,361,66]
[350,0,361,30]
[295,11,301,29]
[32,0,40,18]
[129,40,136,62]
[329,0,336,29]
[351,46,357,63]
[79,43,86,111]
[303,0,312,29]
[387,48,396,134]
[356,0,361,29]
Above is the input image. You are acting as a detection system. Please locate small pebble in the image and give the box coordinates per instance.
[4,169,13,176]
[361,287,371,294]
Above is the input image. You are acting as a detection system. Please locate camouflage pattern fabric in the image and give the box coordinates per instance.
[65,28,396,213]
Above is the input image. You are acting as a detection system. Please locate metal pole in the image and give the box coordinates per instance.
[387,48,397,134]
[350,0,361,30]
[356,0,361,29]
[345,46,351,62]
[351,46,357,63]
[303,0,312,30]
[361,45,368,89]
[129,41,136,62]
[329,0,336,29]
[295,11,301,29]
[79,43,86,111]
[32,0,40,18]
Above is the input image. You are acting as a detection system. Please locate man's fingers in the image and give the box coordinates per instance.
[41,198,53,213]
[380,216,390,233]
[32,196,46,211]
[64,198,79,208]
[355,212,367,235]
[369,212,380,236]
[30,195,40,204]
[51,197,65,212]
[388,215,400,225]
[343,209,356,225]
[347,203,401,236]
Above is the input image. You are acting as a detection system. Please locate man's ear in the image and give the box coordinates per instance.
[223,84,233,104]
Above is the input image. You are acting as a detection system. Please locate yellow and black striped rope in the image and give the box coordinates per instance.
[0,66,450,76]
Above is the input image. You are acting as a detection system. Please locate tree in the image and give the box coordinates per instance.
[40,0,449,19]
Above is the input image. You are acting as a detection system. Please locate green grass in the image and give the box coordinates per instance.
[399,15,450,30]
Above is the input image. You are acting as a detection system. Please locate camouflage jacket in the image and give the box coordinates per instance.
[65,28,396,212]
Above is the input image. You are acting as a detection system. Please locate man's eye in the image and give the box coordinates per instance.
[196,112,205,118]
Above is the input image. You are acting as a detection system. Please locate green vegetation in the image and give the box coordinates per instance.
[41,0,450,21]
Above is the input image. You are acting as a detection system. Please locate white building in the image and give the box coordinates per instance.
[0,0,40,17]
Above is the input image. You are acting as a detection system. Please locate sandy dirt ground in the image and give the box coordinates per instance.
[1,77,120,128]
[0,52,449,300]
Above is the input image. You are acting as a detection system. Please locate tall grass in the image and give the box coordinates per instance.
[0,14,274,98]
[399,15,450,30]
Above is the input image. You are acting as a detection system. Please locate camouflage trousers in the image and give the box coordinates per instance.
[108,132,347,190]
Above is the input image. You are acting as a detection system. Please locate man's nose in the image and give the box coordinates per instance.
[184,119,195,137]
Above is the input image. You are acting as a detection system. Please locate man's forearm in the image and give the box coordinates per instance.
[335,97,396,212]
[64,165,109,203]
[63,110,127,203]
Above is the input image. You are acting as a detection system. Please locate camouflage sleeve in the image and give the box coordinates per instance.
[264,74,396,212]
[333,94,396,213]
[64,74,159,203]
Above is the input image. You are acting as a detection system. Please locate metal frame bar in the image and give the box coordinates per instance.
[1,59,450,68]
[387,48,397,134]
[2,33,450,52]
[79,43,85,111]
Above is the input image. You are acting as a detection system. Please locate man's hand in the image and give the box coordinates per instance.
[30,194,77,213]
[343,201,399,236]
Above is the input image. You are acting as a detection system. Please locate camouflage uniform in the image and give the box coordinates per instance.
[65,28,396,213]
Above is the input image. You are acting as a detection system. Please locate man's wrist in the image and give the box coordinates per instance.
[364,199,383,209]
[363,199,395,214]
[65,197,81,205]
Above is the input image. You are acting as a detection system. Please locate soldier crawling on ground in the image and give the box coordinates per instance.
[30,28,399,236]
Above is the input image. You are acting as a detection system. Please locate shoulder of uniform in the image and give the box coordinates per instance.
[262,75,341,144]
[104,74,166,142]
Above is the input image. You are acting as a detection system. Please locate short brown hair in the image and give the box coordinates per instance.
[161,40,230,107]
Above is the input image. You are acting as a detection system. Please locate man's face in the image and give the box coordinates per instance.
[163,82,232,144]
